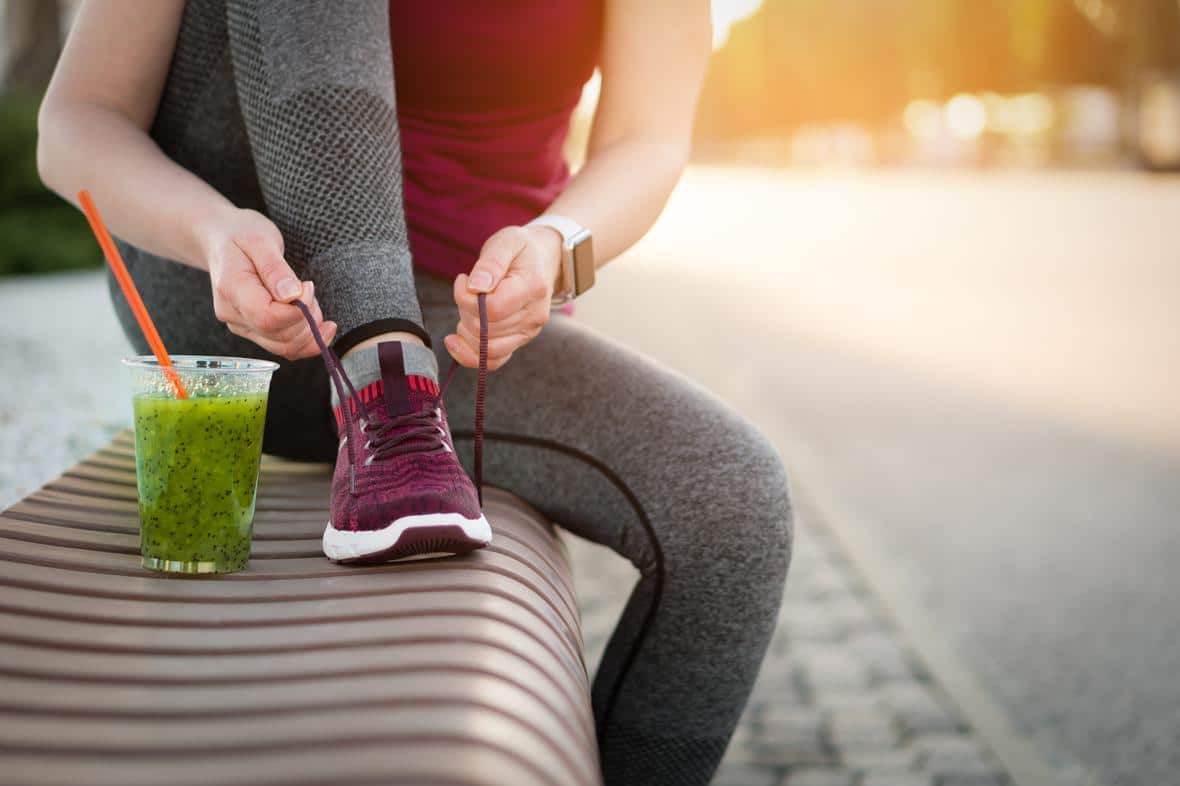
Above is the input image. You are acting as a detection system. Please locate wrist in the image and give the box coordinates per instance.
[525,224,565,292]
[188,200,239,272]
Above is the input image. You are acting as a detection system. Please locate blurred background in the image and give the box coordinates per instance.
[1,2,1177,786]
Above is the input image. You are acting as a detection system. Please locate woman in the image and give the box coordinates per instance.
[37,2,792,783]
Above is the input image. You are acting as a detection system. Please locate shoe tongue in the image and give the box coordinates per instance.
[377,342,438,417]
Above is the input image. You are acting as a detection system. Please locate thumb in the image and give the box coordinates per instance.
[245,240,302,302]
[468,227,527,293]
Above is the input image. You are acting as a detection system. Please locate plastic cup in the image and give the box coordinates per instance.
[121,355,278,574]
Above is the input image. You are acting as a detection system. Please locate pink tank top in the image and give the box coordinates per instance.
[389,1,603,279]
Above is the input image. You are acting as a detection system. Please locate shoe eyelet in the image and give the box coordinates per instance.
[363,440,373,451]
[363,455,374,466]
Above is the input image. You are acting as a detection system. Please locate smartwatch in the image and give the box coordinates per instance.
[528,215,595,306]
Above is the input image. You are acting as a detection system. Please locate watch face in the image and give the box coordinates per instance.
[570,231,594,295]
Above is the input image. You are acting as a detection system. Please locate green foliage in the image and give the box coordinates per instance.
[0,92,99,277]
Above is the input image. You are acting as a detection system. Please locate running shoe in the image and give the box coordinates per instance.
[294,297,491,563]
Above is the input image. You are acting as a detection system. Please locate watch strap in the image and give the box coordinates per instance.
[528,214,584,242]
[528,214,582,304]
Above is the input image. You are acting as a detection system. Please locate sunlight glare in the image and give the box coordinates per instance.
[903,100,943,141]
[945,94,987,140]
[712,0,765,49]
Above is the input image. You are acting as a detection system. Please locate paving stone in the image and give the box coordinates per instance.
[934,776,1006,786]
[778,767,855,786]
[829,707,901,752]
[779,602,845,641]
[847,631,916,681]
[711,762,779,786]
[877,680,961,733]
[860,774,933,786]
[810,686,881,713]
[825,595,886,636]
[897,705,964,736]
[750,668,805,707]
[878,681,943,710]
[749,707,833,768]
[723,739,762,766]
[794,559,853,600]
[747,736,835,768]
[843,748,921,774]
[911,734,993,777]
[922,758,996,779]
[911,735,982,757]
[760,705,826,733]
[796,647,871,691]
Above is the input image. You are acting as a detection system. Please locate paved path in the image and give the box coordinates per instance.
[574,168,1179,786]
[0,271,127,508]
[567,505,1012,786]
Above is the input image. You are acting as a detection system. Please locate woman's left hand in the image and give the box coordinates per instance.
[446,225,563,370]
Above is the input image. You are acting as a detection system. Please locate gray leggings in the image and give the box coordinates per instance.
[108,2,792,782]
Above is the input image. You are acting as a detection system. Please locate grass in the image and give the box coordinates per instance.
[0,92,100,277]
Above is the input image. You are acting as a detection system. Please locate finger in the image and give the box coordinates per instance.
[458,300,532,339]
[456,269,535,329]
[290,320,337,359]
[292,280,329,336]
[454,273,489,333]
[467,226,527,293]
[257,314,316,343]
[444,333,479,369]
[454,273,477,315]
[230,318,336,362]
[482,272,535,322]
[236,234,302,301]
[487,351,514,372]
[214,293,247,327]
[456,318,535,360]
[226,321,297,359]
[230,270,307,336]
[241,286,322,344]
[454,273,479,327]
[303,281,326,326]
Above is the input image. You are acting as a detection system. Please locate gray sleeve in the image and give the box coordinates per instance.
[224,0,425,343]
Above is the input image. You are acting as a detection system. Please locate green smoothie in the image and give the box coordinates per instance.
[132,392,268,574]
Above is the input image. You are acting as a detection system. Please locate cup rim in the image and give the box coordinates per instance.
[120,354,280,374]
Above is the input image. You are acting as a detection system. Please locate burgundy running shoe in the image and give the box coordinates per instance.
[294,298,491,564]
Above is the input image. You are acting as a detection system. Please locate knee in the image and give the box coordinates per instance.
[677,409,793,587]
[734,422,794,582]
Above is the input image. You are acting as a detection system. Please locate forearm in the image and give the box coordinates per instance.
[545,137,687,268]
[37,101,232,271]
[224,0,424,346]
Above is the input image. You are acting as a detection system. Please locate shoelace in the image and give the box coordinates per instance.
[293,294,488,504]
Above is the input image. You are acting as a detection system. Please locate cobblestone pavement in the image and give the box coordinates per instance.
[565,506,1014,786]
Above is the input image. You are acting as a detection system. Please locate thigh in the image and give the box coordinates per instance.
[421,287,790,571]
[422,290,792,735]
[108,243,337,461]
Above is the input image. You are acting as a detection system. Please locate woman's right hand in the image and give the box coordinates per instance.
[202,208,336,360]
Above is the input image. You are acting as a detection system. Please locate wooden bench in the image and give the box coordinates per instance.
[0,430,602,786]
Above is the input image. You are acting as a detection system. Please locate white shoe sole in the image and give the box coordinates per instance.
[323,512,492,564]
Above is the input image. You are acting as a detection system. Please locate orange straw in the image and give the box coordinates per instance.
[77,190,189,399]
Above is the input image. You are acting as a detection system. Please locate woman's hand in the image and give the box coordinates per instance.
[202,208,336,360]
[445,225,563,370]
